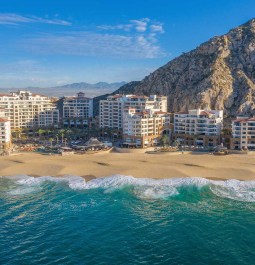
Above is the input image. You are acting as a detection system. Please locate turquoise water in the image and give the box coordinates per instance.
[1,175,255,265]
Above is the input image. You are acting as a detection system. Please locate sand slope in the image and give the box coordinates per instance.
[0,152,254,180]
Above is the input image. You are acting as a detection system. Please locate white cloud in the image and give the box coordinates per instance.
[130,18,150,32]
[150,23,164,33]
[20,30,165,59]
[97,24,133,31]
[0,13,71,26]
[25,17,166,59]
[0,60,44,73]
[3,17,165,60]
[97,18,164,34]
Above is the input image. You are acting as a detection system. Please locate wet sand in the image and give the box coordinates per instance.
[0,152,255,180]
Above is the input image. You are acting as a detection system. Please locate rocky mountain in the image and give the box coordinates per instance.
[114,18,255,119]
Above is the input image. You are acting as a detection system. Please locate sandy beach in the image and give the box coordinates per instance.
[0,151,254,180]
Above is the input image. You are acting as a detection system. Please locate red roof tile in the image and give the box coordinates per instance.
[0,117,9,122]
[200,111,211,116]
[233,117,255,123]
[111,94,123,98]
[129,95,148,99]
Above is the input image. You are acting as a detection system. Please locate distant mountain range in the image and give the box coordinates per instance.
[0,81,127,97]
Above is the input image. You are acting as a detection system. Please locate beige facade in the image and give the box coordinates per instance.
[173,109,223,147]
[230,116,255,150]
[38,109,59,128]
[57,92,93,128]
[123,107,171,148]
[0,113,11,150]
[172,133,220,147]
[0,90,57,129]
[99,94,167,129]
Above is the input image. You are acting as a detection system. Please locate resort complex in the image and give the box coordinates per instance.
[99,94,167,129]
[2,4,255,265]
[230,116,255,150]
[0,90,56,129]
[173,109,224,147]
[0,109,11,150]
[0,89,255,153]
[57,92,93,128]
[123,107,170,148]
[38,109,59,129]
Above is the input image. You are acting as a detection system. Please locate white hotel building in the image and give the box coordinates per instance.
[38,109,59,128]
[230,116,255,150]
[0,90,58,129]
[123,107,170,147]
[57,92,93,128]
[173,109,223,147]
[99,94,168,130]
[0,109,11,150]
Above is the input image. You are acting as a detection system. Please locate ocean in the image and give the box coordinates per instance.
[1,175,255,265]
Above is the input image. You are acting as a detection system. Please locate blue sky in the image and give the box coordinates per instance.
[0,0,255,87]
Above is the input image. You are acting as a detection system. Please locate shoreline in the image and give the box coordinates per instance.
[0,152,254,181]
[2,174,229,182]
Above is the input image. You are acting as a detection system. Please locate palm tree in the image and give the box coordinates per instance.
[173,139,181,148]
[160,134,170,147]
[49,137,54,149]
[46,129,53,136]
[221,128,232,147]
[38,129,46,139]
[65,129,72,137]
[21,134,27,141]
[54,132,60,145]
[22,128,30,138]
[221,128,232,136]
[193,134,199,147]
[59,129,66,144]
[12,128,22,140]
[65,129,72,142]
[69,128,79,139]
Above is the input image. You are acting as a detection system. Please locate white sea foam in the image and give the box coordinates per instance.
[1,174,87,192]
[7,186,41,196]
[2,175,255,202]
[209,180,255,202]
[133,185,179,199]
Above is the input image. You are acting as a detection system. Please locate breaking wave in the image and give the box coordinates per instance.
[2,175,255,202]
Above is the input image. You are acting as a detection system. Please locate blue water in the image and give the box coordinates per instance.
[1,175,255,265]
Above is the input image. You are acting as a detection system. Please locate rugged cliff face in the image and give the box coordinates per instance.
[132,19,255,118]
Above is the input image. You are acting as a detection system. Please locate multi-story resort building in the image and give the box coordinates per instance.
[230,116,255,150]
[173,109,223,147]
[122,107,170,147]
[0,109,11,150]
[0,90,58,129]
[57,92,93,128]
[38,109,59,128]
[99,94,167,130]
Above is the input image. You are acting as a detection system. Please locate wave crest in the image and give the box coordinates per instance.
[2,175,255,202]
